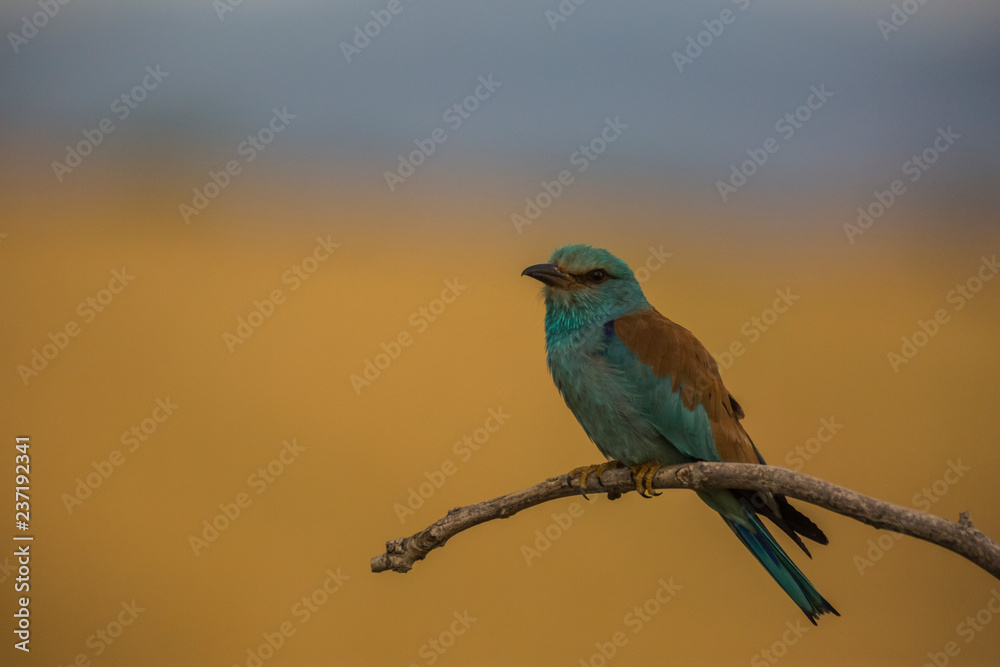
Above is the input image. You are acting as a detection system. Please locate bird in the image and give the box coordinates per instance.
[521,243,838,624]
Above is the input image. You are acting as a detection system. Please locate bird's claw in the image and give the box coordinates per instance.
[568,461,622,499]
[630,462,662,498]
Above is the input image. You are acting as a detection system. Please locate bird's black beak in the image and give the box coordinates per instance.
[521,263,573,288]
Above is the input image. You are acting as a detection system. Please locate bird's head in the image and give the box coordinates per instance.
[522,244,650,329]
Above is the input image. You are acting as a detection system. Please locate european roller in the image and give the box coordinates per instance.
[522,244,837,623]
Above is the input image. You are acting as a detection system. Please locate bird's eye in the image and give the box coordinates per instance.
[588,269,608,283]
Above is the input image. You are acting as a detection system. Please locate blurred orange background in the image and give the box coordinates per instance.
[2,159,999,665]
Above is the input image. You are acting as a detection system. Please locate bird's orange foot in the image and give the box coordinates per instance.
[568,461,623,499]
[630,462,662,498]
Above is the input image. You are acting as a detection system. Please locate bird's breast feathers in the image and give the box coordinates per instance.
[546,323,673,465]
[546,309,761,466]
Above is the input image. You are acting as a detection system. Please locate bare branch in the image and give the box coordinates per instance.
[371,462,1000,579]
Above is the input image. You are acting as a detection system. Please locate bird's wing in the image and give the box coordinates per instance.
[609,309,831,553]
[609,308,760,465]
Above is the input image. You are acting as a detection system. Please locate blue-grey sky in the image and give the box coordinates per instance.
[3,1,998,201]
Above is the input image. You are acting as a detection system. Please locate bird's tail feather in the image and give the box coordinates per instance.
[736,490,829,558]
[724,514,839,625]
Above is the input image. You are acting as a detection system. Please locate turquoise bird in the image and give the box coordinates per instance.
[522,244,837,623]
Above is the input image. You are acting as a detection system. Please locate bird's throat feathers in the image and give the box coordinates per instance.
[543,291,607,341]
[542,287,649,343]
